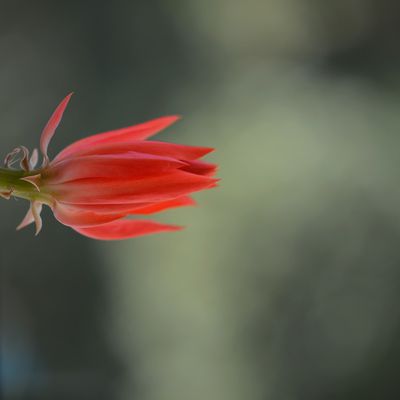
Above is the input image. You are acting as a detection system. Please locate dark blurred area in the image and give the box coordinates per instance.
[2,0,400,399]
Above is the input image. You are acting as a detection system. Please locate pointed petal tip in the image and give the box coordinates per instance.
[40,92,74,163]
[16,206,34,231]
[16,223,25,231]
[207,177,220,187]
[191,146,215,158]
[185,197,197,207]
[204,178,220,190]
[170,115,182,122]
[32,204,43,236]
[72,219,184,240]
[154,115,182,130]
[30,148,39,169]
[148,115,182,129]
[62,92,74,102]
[16,202,43,233]
[189,198,198,207]
[166,224,184,232]
[63,92,74,102]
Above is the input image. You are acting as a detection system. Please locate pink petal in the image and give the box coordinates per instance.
[48,171,218,205]
[16,202,43,231]
[19,146,30,171]
[40,93,73,164]
[30,148,39,169]
[54,116,180,161]
[44,152,186,184]
[53,202,124,227]
[53,140,214,163]
[57,201,153,214]
[73,219,183,240]
[31,201,43,235]
[60,196,196,215]
[4,148,21,168]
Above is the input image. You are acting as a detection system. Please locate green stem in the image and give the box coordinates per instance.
[0,168,52,204]
[0,168,25,190]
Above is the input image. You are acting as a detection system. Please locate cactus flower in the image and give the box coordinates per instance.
[0,94,217,240]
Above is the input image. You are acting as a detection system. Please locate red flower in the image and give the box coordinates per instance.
[0,94,217,240]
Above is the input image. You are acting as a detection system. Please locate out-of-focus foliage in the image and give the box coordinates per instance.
[2,1,400,399]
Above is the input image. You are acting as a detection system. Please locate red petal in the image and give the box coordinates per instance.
[53,202,124,227]
[130,196,196,214]
[54,116,180,161]
[48,171,217,204]
[54,140,214,163]
[57,201,152,214]
[45,152,186,184]
[58,196,195,215]
[73,219,182,240]
[180,160,218,176]
[40,93,73,163]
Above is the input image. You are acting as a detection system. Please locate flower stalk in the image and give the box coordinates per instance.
[0,168,50,203]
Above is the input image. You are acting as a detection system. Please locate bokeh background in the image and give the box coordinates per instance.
[2,0,400,399]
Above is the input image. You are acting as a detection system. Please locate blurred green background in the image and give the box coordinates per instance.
[2,0,400,399]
